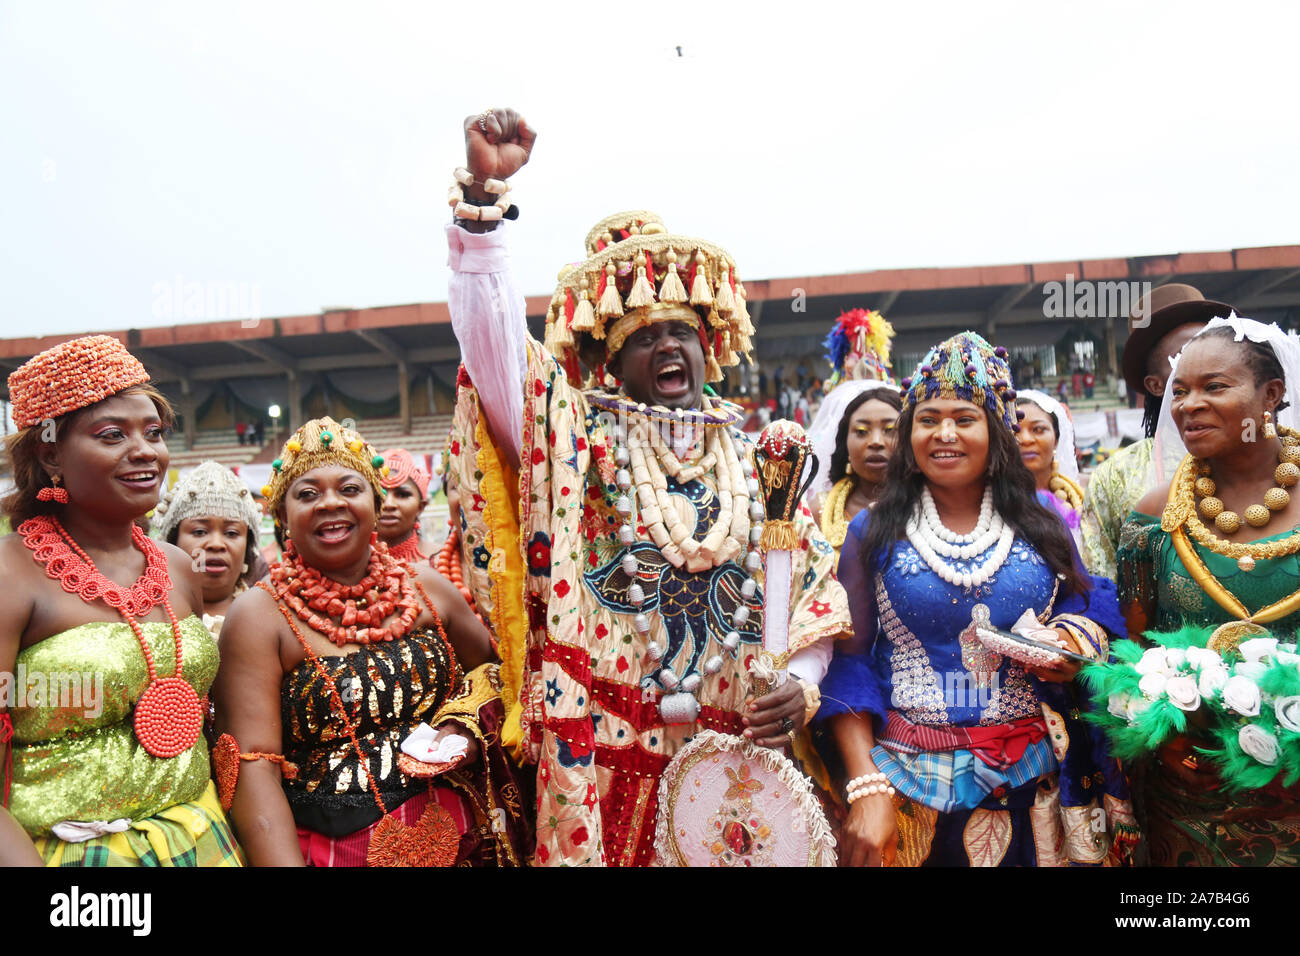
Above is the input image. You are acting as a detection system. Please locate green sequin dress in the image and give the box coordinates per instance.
[1117,512,1300,866]
[8,616,243,866]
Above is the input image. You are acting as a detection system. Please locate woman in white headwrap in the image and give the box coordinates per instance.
[1015,389,1084,544]
[1111,314,1300,866]
[806,380,902,556]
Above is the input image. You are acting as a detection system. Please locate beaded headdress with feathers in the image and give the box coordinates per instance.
[900,331,1021,433]
[824,308,894,388]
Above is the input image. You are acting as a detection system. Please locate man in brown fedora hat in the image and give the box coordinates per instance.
[1080,284,1234,576]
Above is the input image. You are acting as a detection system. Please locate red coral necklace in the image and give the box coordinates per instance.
[19,515,204,759]
[266,535,420,646]
[385,531,426,565]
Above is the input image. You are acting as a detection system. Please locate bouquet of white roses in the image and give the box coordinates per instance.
[1082,625,1300,792]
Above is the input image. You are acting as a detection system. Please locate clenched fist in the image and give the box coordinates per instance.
[462,108,537,202]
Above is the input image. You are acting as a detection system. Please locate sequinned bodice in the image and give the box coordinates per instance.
[281,626,460,825]
[9,615,217,835]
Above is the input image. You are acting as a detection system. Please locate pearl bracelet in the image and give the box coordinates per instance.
[846,772,889,792]
[847,783,896,805]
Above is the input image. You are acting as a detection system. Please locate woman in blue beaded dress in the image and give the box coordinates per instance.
[820,332,1136,867]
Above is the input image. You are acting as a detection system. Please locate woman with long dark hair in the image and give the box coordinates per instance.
[819,332,1134,867]
[807,382,902,556]
[806,309,900,556]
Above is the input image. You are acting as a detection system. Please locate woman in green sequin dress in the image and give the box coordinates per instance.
[1119,322,1300,866]
[0,339,241,867]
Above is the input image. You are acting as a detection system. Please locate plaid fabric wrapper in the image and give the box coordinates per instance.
[871,739,1057,814]
[35,782,244,867]
[296,786,472,867]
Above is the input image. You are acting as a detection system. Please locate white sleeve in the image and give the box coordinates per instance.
[787,633,833,687]
[446,222,528,469]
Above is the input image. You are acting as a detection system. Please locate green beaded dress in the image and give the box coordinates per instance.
[1118,512,1300,866]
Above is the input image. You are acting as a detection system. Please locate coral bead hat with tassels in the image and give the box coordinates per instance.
[543,211,755,388]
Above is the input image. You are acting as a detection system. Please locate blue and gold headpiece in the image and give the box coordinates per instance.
[899,331,1021,432]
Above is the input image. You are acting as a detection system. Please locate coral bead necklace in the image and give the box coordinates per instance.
[19,515,203,759]
[267,535,420,646]
[433,525,477,612]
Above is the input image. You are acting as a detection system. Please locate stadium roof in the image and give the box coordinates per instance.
[3,243,1298,394]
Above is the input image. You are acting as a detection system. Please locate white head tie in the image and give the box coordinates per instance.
[1151,313,1300,485]
[1015,389,1080,484]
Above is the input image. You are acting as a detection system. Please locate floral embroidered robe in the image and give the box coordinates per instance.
[445,227,850,866]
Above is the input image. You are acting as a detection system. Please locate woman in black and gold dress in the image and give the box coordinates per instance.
[213,417,529,866]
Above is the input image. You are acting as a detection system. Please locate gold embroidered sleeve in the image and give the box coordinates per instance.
[432,662,504,732]
[1046,613,1109,660]
[1080,453,1124,578]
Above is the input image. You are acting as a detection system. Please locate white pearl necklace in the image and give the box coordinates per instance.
[906,489,1014,590]
[921,486,992,543]
[916,487,1004,559]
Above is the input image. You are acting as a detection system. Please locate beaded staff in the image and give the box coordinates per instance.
[750,421,818,687]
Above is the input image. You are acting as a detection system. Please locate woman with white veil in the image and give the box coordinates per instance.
[1112,314,1300,866]
[1015,390,1084,546]
[807,383,902,557]
[806,309,901,557]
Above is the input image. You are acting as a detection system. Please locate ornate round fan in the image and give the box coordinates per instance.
[655,730,836,867]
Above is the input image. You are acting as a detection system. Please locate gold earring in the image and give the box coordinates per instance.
[1264,411,1277,440]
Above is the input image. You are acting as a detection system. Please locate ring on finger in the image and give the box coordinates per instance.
[477,110,493,133]
[780,717,795,733]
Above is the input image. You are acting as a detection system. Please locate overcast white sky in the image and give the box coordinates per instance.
[2,0,1298,338]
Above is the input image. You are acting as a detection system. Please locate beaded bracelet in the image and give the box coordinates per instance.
[846,772,889,792]
[847,782,896,805]
[449,168,513,221]
[452,166,506,193]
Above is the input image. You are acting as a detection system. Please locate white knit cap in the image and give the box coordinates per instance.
[151,460,262,545]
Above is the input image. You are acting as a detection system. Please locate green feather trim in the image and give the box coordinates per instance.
[1083,623,1300,791]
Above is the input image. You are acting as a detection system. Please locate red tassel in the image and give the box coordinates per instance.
[1,712,14,808]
